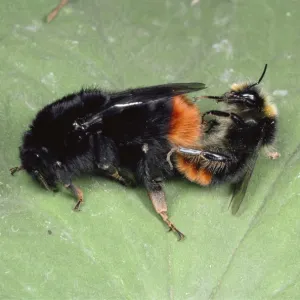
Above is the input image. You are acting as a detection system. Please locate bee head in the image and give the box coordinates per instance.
[223,83,265,111]
[19,146,58,191]
[202,64,268,112]
[19,131,58,191]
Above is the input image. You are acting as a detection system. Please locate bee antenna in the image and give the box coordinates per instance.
[248,64,268,89]
[257,64,268,84]
[33,170,51,191]
[38,174,51,191]
[194,96,223,101]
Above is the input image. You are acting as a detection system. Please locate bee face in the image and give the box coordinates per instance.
[223,85,265,111]
[201,64,269,113]
[20,147,58,191]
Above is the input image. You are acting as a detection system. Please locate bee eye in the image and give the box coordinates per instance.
[242,93,255,100]
[240,93,257,107]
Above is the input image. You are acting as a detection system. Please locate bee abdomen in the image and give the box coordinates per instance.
[167,95,202,147]
[175,155,212,186]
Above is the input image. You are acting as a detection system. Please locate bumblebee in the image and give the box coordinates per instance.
[172,65,280,213]
[10,82,206,240]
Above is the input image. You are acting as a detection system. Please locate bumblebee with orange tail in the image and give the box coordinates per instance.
[171,64,280,213]
[10,82,206,240]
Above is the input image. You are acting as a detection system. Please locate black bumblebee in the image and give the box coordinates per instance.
[171,65,280,213]
[10,82,206,240]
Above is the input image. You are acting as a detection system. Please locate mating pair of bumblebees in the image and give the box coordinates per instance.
[11,65,279,240]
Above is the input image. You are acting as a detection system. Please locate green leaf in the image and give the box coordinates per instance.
[1,0,299,299]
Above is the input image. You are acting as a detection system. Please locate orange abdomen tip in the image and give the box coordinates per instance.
[176,155,212,186]
[196,169,212,186]
[168,95,202,147]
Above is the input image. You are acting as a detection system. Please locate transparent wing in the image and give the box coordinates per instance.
[229,146,260,215]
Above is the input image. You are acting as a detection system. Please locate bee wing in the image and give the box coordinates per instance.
[229,145,260,215]
[108,82,206,106]
[78,82,206,130]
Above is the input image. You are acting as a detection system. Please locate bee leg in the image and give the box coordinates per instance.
[92,133,135,186]
[178,147,231,162]
[57,170,84,210]
[202,110,246,126]
[266,151,280,159]
[9,166,24,175]
[108,167,127,184]
[46,0,69,23]
[140,156,184,240]
[63,183,84,211]
[109,168,136,187]
[264,148,281,160]
[262,144,281,160]
[147,180,185,241]
[101,165,136,187]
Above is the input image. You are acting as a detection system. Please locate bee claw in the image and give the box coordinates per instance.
[162,214,185,241]
[9,166,23,175]
[64,183,84,211]
[177,232,185,241]
[267,151,281,160]
[73,199,83,211]
[173,227,185,241]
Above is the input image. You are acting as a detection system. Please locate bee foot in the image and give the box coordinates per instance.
[267,151,280,160]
